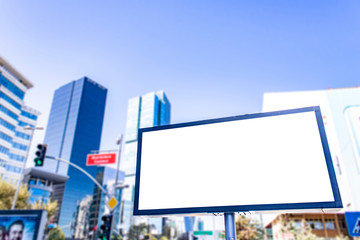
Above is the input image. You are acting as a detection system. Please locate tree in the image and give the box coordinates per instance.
[47,226,65,240]
[235,215,264,240]
[128,223,151,240]
[32,199,58,221]
[279,215,316,240]
[0,179,58,220]
[0,179,30,209]
[162,221,178,240]
[335,234,350,240]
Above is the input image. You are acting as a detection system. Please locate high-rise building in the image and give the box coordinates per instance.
[72,195,93,239]
[262,87,360,239]
[120,91,171,235]
[0,57,40,185]
[41,77,107,237]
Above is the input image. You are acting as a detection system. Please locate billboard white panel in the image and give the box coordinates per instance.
[134,107,342,215]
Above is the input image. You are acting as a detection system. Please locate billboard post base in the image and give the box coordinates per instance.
[224,212,236,240]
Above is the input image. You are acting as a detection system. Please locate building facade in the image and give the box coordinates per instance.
[0,57,40,185]
[40,77,107,237]
[72,195,93,239]
[262,87,360,237]
[266,213,349,239]
[120,91,171,235]
[23,167,68,209]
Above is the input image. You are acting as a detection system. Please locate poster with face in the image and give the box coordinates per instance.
[0,210,47,240]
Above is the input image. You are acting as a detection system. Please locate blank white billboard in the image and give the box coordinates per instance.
[134,106,342,215]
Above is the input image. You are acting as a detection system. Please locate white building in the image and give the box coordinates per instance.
[0,56,40,185]
[262,87,360,212]
[73,195,92,239]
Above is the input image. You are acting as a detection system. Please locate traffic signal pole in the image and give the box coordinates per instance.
[45,155,110,198]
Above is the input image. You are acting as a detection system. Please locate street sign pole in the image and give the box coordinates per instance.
[111,134,123,239]
[224,213,236,240]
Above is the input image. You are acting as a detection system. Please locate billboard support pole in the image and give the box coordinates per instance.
[224,212,236,240]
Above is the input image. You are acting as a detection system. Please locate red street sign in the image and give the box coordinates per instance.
[86,153,117,166]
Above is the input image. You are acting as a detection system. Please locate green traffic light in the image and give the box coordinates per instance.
[99,234,107,240]
[34,157,43,166]
[34,144,47,167]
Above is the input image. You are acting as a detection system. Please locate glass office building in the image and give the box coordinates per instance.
[0,57,40,185]
[22,167,68,208]
[120,91,171,236]
[41,77,107,237]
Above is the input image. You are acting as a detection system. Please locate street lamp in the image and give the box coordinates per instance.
[11,125,44,209]
[115,183,129,189]
[115,134,123,186]
[114,183,129,238]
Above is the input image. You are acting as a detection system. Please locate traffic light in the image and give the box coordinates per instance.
[34,144,47,166]
[100,214,113,240]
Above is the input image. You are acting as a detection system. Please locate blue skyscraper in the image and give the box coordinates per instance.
[121,91,171,236]
[41,77,107,237]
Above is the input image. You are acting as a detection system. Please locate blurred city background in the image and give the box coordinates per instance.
[0,1,360,239]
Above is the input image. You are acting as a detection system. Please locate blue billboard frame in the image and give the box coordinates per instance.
[134,106,343,216]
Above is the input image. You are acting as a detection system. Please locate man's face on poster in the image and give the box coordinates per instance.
[0,227,6,240]
[8,223,23,240]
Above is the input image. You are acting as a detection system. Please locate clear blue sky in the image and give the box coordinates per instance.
[0,0,359,155]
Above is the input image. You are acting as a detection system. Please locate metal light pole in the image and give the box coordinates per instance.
[111,134,124,238]
[11,125,43,210]
[115,134,123,187]
[114,183,129,237]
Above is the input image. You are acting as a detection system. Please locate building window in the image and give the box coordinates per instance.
[5,165,21,173]
[15,131,30,140]
[325,219,336,230]
[0,105,18,120]
[0,73,25,99]
[9,153,25,162]
[20,111,37,121]
[0,132,12,143]
[306,219,324,230]
[29,177,37,185]
[0,159,6,168]
[293,220,302,230]
[0,118,15,131]
[0,92,21,110]
[12,142,27,151]
[0,145,9,155]
[18,121,34,128]
[338,218,346,229]
[37,179,46,186]
[29,188,51,204]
